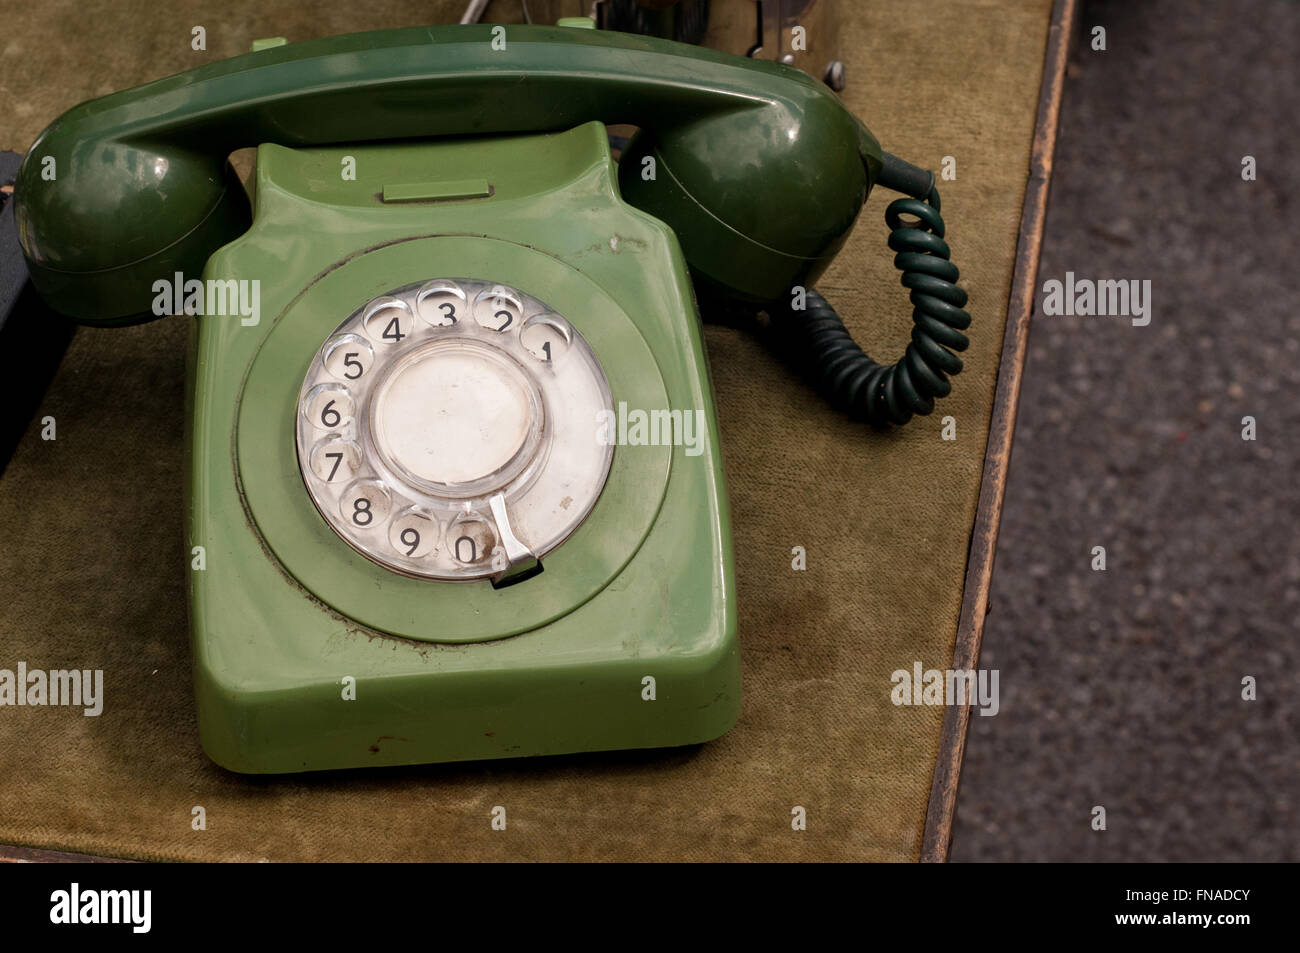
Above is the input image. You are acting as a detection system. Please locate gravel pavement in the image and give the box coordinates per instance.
[950,0,1299,862]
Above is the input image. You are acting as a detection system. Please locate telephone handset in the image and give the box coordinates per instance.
[14,25,970,771]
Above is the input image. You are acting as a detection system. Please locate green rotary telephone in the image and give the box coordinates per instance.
[13,24,970,772]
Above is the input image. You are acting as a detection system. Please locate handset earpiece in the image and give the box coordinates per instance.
[617,103,878,303]
[15,144,250,325]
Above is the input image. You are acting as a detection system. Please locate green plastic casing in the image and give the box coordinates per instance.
[188,122,738,772]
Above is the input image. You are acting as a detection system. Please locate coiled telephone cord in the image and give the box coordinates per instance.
[770,178,971,427]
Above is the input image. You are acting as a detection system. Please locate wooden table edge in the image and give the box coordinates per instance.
[0,844,131,863]
[918,0,1080,863]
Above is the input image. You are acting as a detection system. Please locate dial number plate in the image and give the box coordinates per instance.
[295,279,614,582]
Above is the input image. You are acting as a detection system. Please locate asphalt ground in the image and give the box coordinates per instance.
[950,0,1299,861]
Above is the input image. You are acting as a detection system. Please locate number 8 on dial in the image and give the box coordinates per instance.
[340,480,390,528]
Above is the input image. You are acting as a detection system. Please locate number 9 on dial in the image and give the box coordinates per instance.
[389,509,438,558]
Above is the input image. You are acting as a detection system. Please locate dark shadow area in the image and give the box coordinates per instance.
[0,152,75,476]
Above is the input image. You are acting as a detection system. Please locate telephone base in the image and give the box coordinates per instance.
[186,124,739,772]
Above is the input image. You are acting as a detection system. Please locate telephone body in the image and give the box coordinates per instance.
[14,25,968,772]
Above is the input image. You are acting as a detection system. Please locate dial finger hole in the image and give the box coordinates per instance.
[389,508,438,558]
[473,286,522,333]
[340,479,391,530]
[448,516,496,565]
[363,296,414,345]
[520,313,572,363]
[415,280,467,328]
[304,383,355,432]
[323,333,374,382]
[309,436,361,483]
